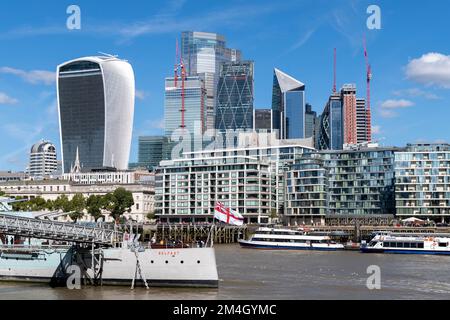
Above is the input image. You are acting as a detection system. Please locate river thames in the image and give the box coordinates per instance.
[1,245,449,300]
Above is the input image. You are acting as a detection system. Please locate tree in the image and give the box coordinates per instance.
[69,193,86,222]
[86,195,105,222]
[28,197,47,211]
[54,195,71,212]
[102,188,134,223]
[0,191,5,197]
[146,211,156,221]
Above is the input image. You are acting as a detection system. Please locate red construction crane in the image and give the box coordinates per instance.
[363,36,372,142]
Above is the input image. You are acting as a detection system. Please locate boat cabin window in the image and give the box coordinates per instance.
[418,243,424,249]
[439,242,448,248]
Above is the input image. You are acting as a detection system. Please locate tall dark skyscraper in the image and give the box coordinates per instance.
[318,85,370,151]
[215,61,254,132]
[305,103,317,139]
[271,69,306,139]
[318,92,343,150]
[57,56,135,173]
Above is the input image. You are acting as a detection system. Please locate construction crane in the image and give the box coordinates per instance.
[173,40,186,129]
[363,36,372,142]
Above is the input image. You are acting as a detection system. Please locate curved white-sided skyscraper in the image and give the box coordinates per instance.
[57,56,135,173]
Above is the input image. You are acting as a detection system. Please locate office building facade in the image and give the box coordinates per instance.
[305,103,317,140]
[254,109,273,132]
[138,136,170,170]
[215,61,254,133]
[57,56,135,173]
[181,31,241,131]
[29,140,58,178]
[318,93,343,150]
[395,144,450,222]
[272,68,306,140]
[164,75,206,155]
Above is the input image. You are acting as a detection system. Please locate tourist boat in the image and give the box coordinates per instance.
[361,232,450,255]
[238,227,345,251]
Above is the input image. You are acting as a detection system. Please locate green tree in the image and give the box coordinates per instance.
[28,197,47,211]
[54,195,71,212]
[146,211,156,221]
[0,191,5,197]
[86,195,105,221]
[11,196,28,211]
[102,188,134,222]
[69,193,86,222]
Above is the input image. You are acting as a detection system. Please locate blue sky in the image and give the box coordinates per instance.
[1,0,449,171]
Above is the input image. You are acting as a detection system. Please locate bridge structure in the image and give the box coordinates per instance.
[0,213,121,246]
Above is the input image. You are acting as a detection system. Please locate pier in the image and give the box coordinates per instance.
[142,223,248,244]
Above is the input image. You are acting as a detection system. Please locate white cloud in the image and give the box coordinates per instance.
[372,125,381,135]
[405,53,450,89]
[149,119,164,130]
[380,99,415,109]
[135,90,148,101]
[0,67,55,85]
[0,92,18,105]
[392,88,440,100]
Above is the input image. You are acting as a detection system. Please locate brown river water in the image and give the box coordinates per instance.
[0,244,449,300]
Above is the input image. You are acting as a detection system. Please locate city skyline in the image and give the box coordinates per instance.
[1,0,450,171]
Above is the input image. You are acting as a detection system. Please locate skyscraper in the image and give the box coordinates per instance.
[181,31,241,131]
[28,140,58,178]
[341,84,358,145]
[138,136,170,170]
[305,103,317,139]
[271,68,306,139]
[215,61,254,132]
[356,98,370,143]
[341,84,371,146]
[318,85,371,151]
[57,56,135,173]
[318,92,343,150]
[164,75,206,151]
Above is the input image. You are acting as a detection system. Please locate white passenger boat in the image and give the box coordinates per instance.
[238,227,344,251]
[361,232,450,255]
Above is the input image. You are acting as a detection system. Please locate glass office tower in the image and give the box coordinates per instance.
[57,56,135,173]
[271,68,306,139]
[215,61,254,133]
[318,93,343,150]
[164,75,206,155]
[181,31,242,131]
[138,136,170,170]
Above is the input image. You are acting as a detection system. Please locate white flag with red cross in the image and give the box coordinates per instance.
[214,202,244,226]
